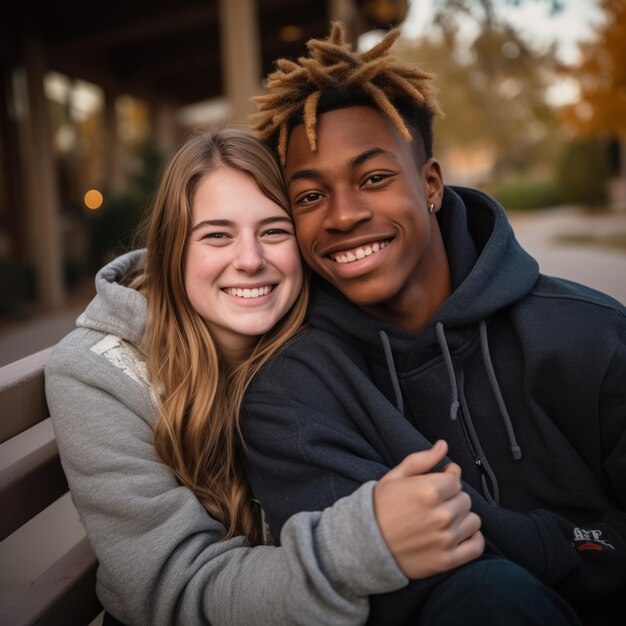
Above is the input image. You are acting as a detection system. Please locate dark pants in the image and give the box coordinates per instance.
[416,557,581,626]
[367,555,582,626]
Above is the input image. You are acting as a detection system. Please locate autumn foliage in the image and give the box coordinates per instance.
[563,0,626,137]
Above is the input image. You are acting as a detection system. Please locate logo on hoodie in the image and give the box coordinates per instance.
[573,527,615,552]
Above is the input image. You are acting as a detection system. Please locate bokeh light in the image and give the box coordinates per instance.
[84,189,103,210]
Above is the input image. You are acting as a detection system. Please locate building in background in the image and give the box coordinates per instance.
[0,0,409,320]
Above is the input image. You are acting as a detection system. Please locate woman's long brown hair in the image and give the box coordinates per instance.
[133,127,308,544]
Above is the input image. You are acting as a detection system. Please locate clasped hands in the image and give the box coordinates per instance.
[374,440,484,579]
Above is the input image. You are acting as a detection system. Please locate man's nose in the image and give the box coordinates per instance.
[233,236,266,272]
[322,188,372,232]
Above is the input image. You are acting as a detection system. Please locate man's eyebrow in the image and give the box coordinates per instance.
[189,215,291,234]
[349,147,396,168]
[288,147,397,186]
[288,169,321,185]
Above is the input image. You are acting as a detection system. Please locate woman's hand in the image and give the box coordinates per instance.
[373,440,484,579]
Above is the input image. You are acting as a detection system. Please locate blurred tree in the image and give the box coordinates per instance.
[431,0,564,31]
[561,0,626,200]
[397,11,564,180]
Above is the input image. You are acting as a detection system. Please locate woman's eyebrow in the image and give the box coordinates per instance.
[190,218,233,234]
[190,215,291,234]
[257,215,292,226]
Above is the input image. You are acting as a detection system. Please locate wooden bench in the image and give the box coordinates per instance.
[0,347,102,625]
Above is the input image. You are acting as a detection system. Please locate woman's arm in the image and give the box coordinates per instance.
[45,329,408,626]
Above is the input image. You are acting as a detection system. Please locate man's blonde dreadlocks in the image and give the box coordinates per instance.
[250,21,441,165]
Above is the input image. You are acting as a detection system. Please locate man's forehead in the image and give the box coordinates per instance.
[284,106,411,173]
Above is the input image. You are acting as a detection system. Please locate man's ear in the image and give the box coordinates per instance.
[421,158,444,210]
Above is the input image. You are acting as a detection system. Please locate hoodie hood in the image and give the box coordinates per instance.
[437,186,539,326]
[310,185,539,351]
[77,249,147,345]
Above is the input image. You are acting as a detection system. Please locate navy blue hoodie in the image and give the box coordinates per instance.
[243,186,626,621]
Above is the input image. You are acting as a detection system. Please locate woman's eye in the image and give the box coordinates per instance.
[262,228,293,241]
[202,232,230,240]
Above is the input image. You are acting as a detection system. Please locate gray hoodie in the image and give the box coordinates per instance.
[45,250,407,626]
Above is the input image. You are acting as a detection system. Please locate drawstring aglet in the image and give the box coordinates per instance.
[450,400,460,420]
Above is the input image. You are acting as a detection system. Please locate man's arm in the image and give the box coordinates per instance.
[242,339,626,612]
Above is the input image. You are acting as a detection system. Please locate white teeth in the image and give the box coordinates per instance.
[226,285,272,298]
[332,240,389,264]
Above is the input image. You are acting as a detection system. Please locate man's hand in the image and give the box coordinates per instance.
[373,440,484,579]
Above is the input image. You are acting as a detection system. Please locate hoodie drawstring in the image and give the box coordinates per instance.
[378,322,522,506]
[479,320,523,461]
[435,323,461,420]
[435,321,522,462]
[378,330,404,415]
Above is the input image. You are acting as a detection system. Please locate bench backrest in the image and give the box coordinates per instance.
[0,347,102,625]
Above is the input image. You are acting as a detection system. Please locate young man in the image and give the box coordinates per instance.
[242,22,626,624]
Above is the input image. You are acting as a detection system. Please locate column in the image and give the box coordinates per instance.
[19,36,65,310]
[218,0,262,123]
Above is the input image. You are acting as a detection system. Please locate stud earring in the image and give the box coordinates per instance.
[429,203,435,213]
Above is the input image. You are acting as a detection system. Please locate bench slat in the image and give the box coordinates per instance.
[0,347,53,444]
[1,346,103,624]
[0,536,101,626]
[0,439,69,541]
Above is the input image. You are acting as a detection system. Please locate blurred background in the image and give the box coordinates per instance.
[0,0,625,365]
[0,0,625,620]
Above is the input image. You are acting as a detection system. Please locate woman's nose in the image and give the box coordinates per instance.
[233,237,266,272]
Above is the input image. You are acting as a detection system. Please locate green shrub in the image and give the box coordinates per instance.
[492,179,563,212]
[556,137,611,209]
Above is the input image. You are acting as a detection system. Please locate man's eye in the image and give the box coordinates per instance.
[364,174,387,185]
[298,192,323,203]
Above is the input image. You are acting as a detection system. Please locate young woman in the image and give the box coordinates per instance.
[45,127,483,625]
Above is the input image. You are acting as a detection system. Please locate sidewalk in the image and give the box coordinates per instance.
[0,305,87,368]
[509,206,626,305]
[0,285,93,368]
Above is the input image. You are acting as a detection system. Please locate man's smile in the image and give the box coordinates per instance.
[329,239,391,264]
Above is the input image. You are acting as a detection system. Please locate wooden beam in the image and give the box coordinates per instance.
[0,347,52,444]
[0,439,68,541]
[0,537,101,626]
[49,4,219,54]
